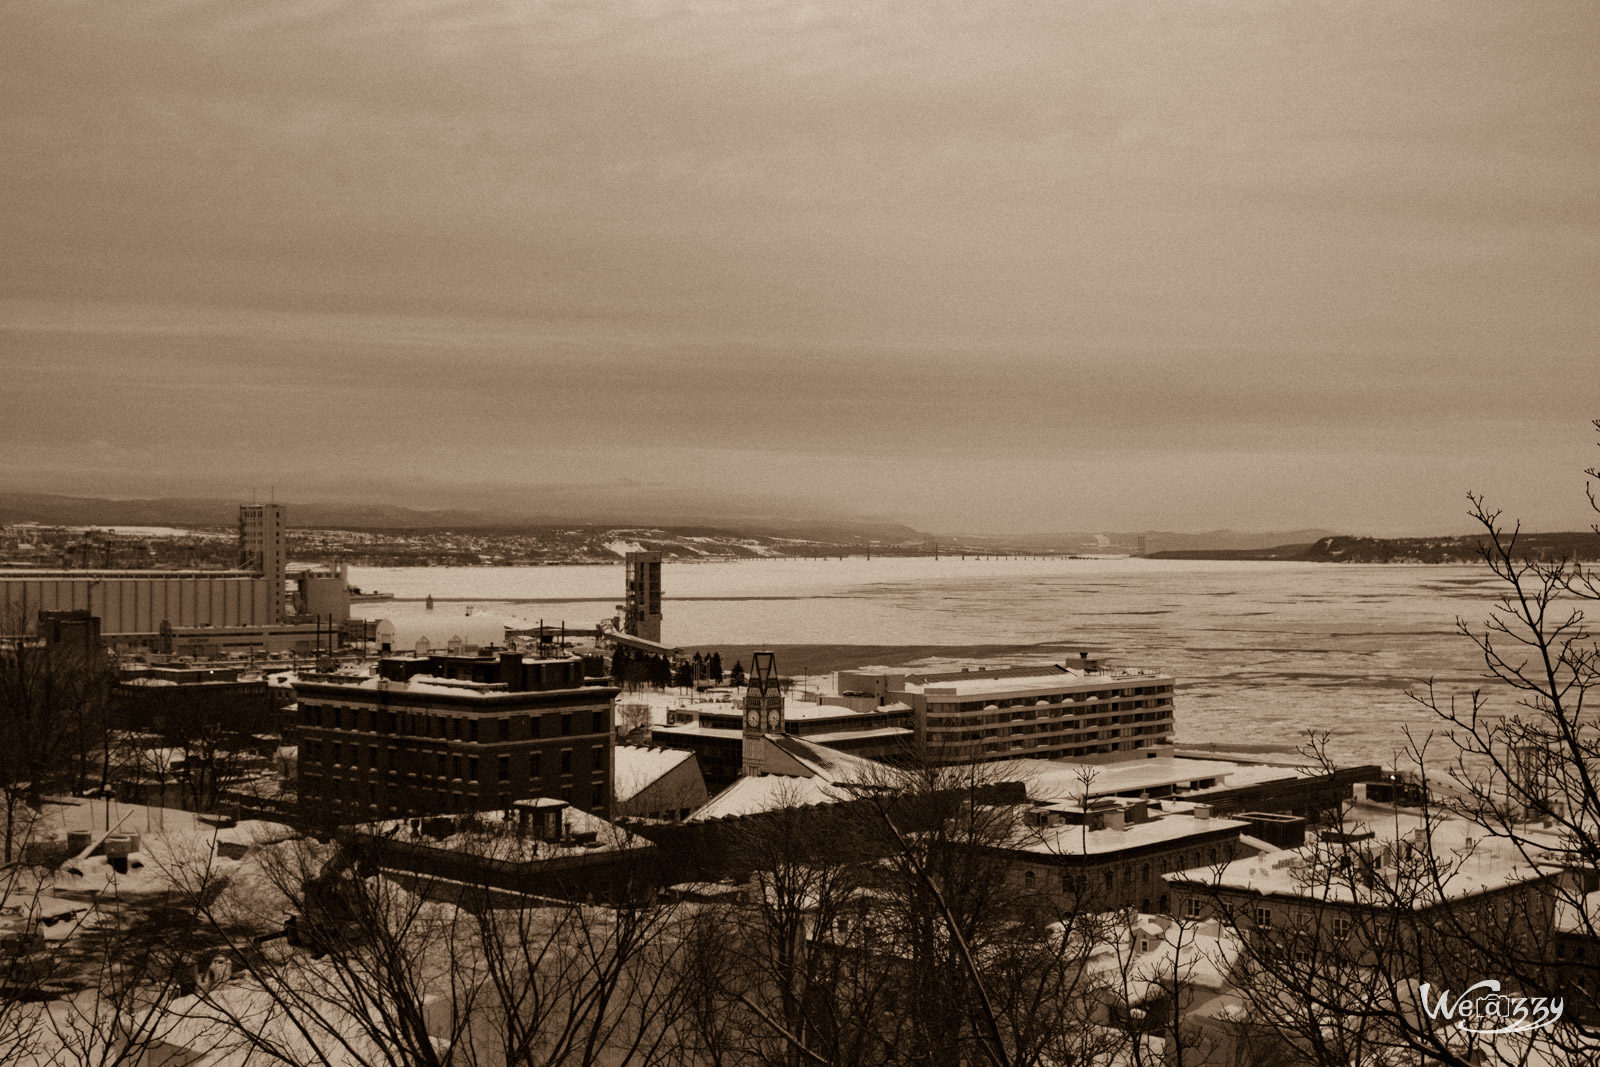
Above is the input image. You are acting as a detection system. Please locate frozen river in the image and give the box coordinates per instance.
[347,557,1510,766]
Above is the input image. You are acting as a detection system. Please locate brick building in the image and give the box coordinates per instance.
[1002,799,1251,913]
[294,650,619,828]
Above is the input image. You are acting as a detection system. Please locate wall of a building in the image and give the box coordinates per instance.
[615,757,709,820]
[1,573,272,635]
[1019,826,1246,913]
[298,574,351,623]
[295,683,618,827]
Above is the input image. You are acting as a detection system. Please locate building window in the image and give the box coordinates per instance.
[499,718,511,742]
[1186,898,1204,919]
[1332,915,1351,940]
[592,744,605,770]
[561,749,572,774]
[470,720,479,743]
[1254,905,1272,928]
[561,713,573,736]
[530,751,541,778]
[499,755,510,781]
[592,709,607,734]
[468,756,479,781]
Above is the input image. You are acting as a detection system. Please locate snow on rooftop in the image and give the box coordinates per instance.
[764,734,887,783]
[1555,889,1600,936]
[1015,813,1248,857]
[1085,914,1242,1008]
[612,745,694,802]
[1166,806,1558,905]
[800,726,915,744]
[899,668,1171,697]
[356,804,650,861]
[653,722,743,741]
[998,756,1277,802]
[687,775,852,822]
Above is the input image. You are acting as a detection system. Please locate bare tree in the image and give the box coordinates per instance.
[667,761,1128,1067]
[176,817,692,1067]
[0,612,111,863]
[1178,425,1600,1065]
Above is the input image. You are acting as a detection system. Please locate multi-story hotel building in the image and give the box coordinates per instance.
[835,657,1176,765]
[294,650,619,827]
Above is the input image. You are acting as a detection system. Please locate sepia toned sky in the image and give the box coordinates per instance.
[3,1,1598,534]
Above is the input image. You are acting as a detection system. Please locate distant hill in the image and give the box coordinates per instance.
[0,492,921,542]
[951,528,1338,554]
[1148,531,1600,563]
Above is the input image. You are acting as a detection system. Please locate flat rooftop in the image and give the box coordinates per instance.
[801,726,915,745]
[998,756,1296,802]
[900,668,1172,697]
[1166,804,1557,905]
[782,701,912,721]
[1015,813,1249,857]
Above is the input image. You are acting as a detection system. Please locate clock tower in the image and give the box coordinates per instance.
[740,650,784,777]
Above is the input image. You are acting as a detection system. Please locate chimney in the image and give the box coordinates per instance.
[1103,810,1126,832]
[1193,803,1211,821]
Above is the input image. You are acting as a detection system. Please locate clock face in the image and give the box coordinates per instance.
[746,708,761,728]
[766,708,782,730]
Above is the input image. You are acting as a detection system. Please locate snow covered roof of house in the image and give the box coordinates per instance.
[1553,889,1598,936]
[1087,915,1242,1005]
[612,745,695,803]
[763,734,886,782]
[686,775,853,822]
[684,736,887,822]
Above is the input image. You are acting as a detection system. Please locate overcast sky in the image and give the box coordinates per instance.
[3,1,1597,534]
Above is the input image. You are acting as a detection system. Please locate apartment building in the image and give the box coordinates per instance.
[294,650,619,827]
[1004,798,1250,913]
[836,658,1176,765]
[1164,805,1563,985]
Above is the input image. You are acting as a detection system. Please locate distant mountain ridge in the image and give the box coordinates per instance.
[951,528,1339,553]
[1149,532,1600,563]
[0,491,922,543]
[11,492,1500,560]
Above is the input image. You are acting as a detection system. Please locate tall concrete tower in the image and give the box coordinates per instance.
[239,503,287,623]
[623,551,663,642]
[741,650,784,777]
